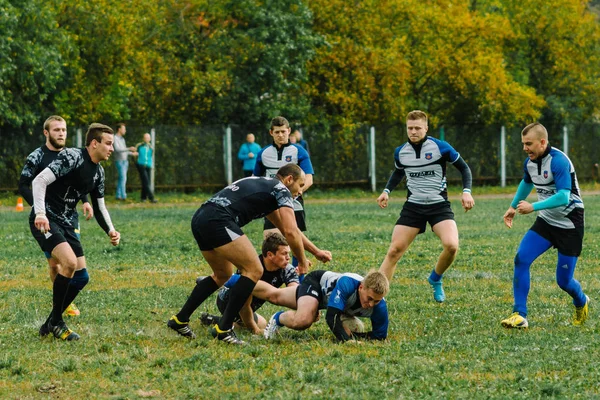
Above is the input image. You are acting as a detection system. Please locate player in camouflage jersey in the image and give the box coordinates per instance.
[167,164,331,345]
[32,123,121,340]
[19,115,93,318]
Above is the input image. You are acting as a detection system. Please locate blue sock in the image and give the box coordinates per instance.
[513,230,551,317]
[556,252,586,307]
[428,270,442,282]
[274,311,284,327]
[292,256,298,268]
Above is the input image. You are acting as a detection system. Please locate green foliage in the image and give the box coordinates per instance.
[0,0,69,126]
[1,195,600,397]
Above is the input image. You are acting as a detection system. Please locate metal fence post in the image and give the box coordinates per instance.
[224,125,232,185]
[500,125,506,188]
[76,128,82,148]
[150,128,156,193]
[369,126,376,192]
[563,125,569,156]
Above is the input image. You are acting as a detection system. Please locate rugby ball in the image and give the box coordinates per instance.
[341,314,365,334]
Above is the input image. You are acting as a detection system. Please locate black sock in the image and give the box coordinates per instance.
[176,276,219,322]
[219,275,256,331]
[50,274,71,325]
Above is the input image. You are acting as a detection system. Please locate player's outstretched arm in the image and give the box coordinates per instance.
[300,232,332,263]
[267,208,309,274]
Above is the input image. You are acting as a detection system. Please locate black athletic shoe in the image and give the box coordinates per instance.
[199,312,220,327]
[209,326,245,345]
[167,315,196,339]
[47,320,80,341]
[39,320,50,337]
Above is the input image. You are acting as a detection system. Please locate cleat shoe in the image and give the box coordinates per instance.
[48,320,80,341]
[39,320,50,337]
[501,312,529,329]
[167,315,196,339]
[574,295,590,326]
[199,312,220,327]
[64,303,80,317]
[264,313,281,340]
[210,325,245,345]
[428,277,445,303]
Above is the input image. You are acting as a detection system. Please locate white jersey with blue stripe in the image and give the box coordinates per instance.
[254,142,314,178]
[394,136,460,205]
[523,147,584,229]
[319,271,388,339]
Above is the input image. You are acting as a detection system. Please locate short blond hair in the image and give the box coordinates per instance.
[521,122,548,140]
[363,270,389,296]
[407,110,428,124]
[43,115,66,131]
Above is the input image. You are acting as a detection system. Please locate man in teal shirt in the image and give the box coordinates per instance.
[136,133,157,203]
[238,133,262,177]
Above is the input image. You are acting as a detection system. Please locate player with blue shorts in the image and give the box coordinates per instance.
[502,122,589,329]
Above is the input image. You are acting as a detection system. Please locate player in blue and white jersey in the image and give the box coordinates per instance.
[199,233,300,335]
[264,270,389,342]
[167,164,332,345]
[377,110,475,302]
[19,115,93,319]
[253,116,315,275]
[501,123,589,329]
[32,123,121,341]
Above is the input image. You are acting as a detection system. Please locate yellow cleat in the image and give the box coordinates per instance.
[64,303,80,317]
[573,295,590,326]
[501,312,528,329]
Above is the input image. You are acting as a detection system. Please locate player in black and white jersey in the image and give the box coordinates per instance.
[263,270,389,342]
[501,123,589,329]
[167,164,332,345]
[32,123,121,341]
[254,116,314,275]
[377,110,475,302]
[199,233,300,335]
[19,115,93,319]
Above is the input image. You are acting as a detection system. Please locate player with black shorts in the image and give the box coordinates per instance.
[19,115,94,319]
[264,270,389,342]
[501,122,589,329]
[32,123,121,341]
[167,164,331,345]
[377,110,475,302]
[254,116,314,273]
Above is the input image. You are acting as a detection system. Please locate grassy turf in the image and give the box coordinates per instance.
[1,194,599,398]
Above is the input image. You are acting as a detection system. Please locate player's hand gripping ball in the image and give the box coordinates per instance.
[341,314,365,335]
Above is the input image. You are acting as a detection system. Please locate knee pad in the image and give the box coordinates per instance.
[70,268,90,290]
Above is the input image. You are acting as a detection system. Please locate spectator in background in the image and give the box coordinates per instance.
[293,130,309,154]
[238,133,262,177]
[136,133,157,203]
[289,132,298,144]
[113,123,137,200]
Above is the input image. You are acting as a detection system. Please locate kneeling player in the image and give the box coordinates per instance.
[264,270,389,342]
[200,233,300,334]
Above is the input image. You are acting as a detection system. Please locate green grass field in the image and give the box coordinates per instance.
[1,192,600,399]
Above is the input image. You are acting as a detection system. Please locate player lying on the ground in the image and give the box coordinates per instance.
[261,270,389,342]
[199,232,300,335]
